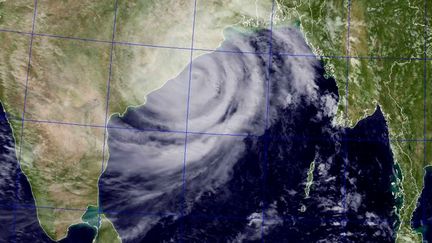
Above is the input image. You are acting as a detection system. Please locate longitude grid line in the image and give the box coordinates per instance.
[0,2,427,240]
[97,0,119,227]
[342,0,352,238]
[180,0,197,241]
[12,0,38,242]
[261,1,276,242]
[2,27,432,61]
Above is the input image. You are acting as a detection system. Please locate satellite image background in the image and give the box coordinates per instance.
[0,0,431,242]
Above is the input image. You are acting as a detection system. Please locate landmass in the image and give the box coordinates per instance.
[275,0,430,241]
[0,0,273,240]
[0,0,430,241]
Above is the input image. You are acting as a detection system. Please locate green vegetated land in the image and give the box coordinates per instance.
[0,0,274,241]
[81,206,121,243]
[1,0,430,242]
[276,0,431,242]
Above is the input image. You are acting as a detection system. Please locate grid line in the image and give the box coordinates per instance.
[97,0,119,227]
[180,0,198,241]
[13,0,38,242]
[1,27,432,61]
[261,1,276,241]
[0,1,428,241]
[342,0,352,237]
[3,201,394,227]
[421,0,429,235]
[2,113,431,144]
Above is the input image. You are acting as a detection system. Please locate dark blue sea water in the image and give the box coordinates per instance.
[58,224,97,243]
[412,166,432,242]
[0,28,411,243]
[100,28,400,242]
[0,104,95,242]
[139,67,397,243]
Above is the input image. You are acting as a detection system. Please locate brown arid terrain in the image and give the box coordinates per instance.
[0,0,274,240]
[1,0,431,242]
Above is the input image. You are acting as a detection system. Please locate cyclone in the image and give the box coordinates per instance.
[99,27,397,242]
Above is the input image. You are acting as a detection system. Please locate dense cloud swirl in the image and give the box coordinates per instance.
[100,27,397,242]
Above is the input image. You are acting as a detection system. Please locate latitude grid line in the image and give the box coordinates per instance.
[0,7,430,141]
[0,1,429,241]
[1,114,431,143]
[2,201,395,228]
[0,15,430,143]
[0,28,426,243]
[12,0,38,242]
[1,27,432,61]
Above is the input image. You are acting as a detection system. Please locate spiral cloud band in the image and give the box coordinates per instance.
[100,27,340,241]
